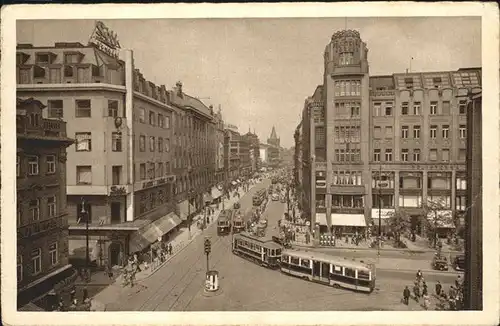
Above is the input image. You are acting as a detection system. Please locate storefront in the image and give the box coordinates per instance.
[371,208,394,235]
[426,210,455,238]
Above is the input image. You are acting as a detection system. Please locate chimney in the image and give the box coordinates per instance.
[175,81,183,97]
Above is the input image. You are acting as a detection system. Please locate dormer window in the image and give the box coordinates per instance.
[404,77,414,89]
[64,65,74,77]
[35,52,56,65]
[16,52,30,65]
[64,52,83,64]
[433,77,442,88]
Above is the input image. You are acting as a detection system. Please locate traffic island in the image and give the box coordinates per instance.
[202,270,223,297]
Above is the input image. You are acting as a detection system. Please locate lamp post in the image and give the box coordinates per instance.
[78,197,90,282]
[378,166,382,262]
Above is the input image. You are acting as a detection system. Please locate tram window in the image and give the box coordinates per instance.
[300,259,310,267]
[358,270,370,280]
[291,257,300,265]
[276,249,281,256]
[331,265,342,275]
[345,268,356,278]
[282,255,289,262]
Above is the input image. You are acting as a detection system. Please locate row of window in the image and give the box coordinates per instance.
[17,243,58,283]
[137,188,172,215]
[374,124,466,140]
[17,196,57,226]
[47,99,121,119]
[334,126,361,142]
[334,148,361,162]
[138,135,171,153]
[17,154,57,177]
[138,162,172,181]
[334,80,362,97]
[334,102,361,117]
[373,100,467,117]
[338,52,355,66]
[373,147,465,162]
[138,108,171,129]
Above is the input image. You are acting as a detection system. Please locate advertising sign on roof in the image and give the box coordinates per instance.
[89,21,121,58]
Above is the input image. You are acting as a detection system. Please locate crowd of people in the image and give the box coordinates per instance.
[402,270,464,310]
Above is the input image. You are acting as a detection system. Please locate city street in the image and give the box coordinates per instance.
[102,179,458,311]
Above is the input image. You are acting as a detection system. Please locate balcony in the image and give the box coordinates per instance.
[17,118,68,139]
[17,215,68,241]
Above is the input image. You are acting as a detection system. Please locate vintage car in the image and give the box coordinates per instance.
[452,254,465,271]
[432,254,449,271]
[271,193,280,201]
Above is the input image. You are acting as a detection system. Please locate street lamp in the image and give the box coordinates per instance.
[78,197,90,282]
[377,166,382,262]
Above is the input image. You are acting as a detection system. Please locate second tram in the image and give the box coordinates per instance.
[232,232,282,269]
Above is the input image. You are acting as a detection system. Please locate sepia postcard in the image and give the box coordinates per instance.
[1,2,499,326]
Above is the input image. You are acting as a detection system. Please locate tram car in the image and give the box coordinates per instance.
[280,249,376,293]
[252,189,267,206]
[232,232,282,269]
[232,212,245,233]
[217,210,233,236]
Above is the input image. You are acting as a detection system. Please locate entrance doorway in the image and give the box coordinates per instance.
[411,215,422,234]
[109,242,122,267]
[111,202,121,223]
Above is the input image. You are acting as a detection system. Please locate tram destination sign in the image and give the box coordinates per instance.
[89,21,121,58]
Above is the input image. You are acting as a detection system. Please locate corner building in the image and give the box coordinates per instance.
[299,30,481,238]
[16,40,217,268]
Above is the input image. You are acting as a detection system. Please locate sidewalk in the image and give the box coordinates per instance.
[91,186,253,311]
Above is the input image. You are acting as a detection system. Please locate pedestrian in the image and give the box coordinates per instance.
[435,280,442,296]
[422,282,428,296]
[82,287,88,302]
[413,282,420,302]
[422,293,430,310]
[168,243,173,255]
[403,286,411,305]
[455,275,462,288]
[416,269,423,282]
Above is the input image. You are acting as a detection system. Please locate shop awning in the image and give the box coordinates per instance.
[371,208,394,219]
[315,213,328,226]
[203,192,213,203]
[177,200,196,220]
[331,214,366,227]
[211,187,222,199]
[68,239,99,261]
[426,210,454,228]
[129,212,182,253]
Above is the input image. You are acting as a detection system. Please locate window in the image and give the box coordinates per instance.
[158,137,164,152]
[158,163,163,177]
[47,196,57,217]
[17,255,23,283]
[139,108,146,123]
[401,126,409,139]
[165,116,171,129]
[404,77,414,89]
[430,102,437,115]
[459,125,466,139]
[76,165,92,184]
[374,126,381,139]
[108,100,119,117]
[49,243,58,266]
[28,155,39,175]
[442,125,449,138]
[75,132,92,151]
[401,102,409,115]
[75,99,91,117]
[401,149,409,162]
[30,199,40,221]
[149,136,155,152]
[429,149,438,161]
[36,53,50,64]
[31,248,42,275]
[64,53,79,64]
[373,149,380,162]
[17,155,20,177]
[413,149,421,162]
[385,106,392,116]
[140,163,146,180]
[459,100,467,114]
[148,162,155,179]
[413,125,421,139]
[158,114,164,128]
[385,126,393,138]
[112,132,122,152]
[48,100,63,118]
[442,101,451,115]
[385,149,392,161]
[458,148,466,161]
[456,176,467,190]
[350,104,360,117]
[456,195,466,211]
[413,102,421,115]
[138,135,146,152]
[149,111,156,126]
[373,103,381,116]
[165,138,170,152]
[33,66,46,78]
[430,125,437,138]
[64,65,74,78]
[399,195,422,208]
[442,149,450,162]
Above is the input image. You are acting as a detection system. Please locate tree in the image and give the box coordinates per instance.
[423,197,454,249]
[386,210,410,245]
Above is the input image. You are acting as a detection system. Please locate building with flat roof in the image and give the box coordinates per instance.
[295,29,481,242]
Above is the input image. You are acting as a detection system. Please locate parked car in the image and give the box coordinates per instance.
[271,193,279,201]
[453,254,465,271]
[432,254,449,271]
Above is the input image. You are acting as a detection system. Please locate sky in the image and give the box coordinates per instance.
[17,17,481,148]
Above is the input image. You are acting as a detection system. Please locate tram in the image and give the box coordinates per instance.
[232,211,245,233]
[280,249,376,293]
[232,232,282,269]
[217,210,233,236]
[252,189,267,206]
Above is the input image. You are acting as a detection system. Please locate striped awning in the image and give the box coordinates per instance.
[331,214,366,227]
[129,212,182,253]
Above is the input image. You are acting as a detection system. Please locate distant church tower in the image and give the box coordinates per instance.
[267,126,280,147]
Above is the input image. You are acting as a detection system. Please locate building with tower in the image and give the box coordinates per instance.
[295,29,480,242]
[267,126,281,168]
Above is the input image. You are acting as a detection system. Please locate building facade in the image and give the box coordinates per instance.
[213,107,226,184]
[267,126,281,168]
[16,98,75,309]
[242,130,260,175]
[16,23,220,268]
[296,30,481,239]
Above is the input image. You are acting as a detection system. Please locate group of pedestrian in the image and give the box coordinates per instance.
[402,270,464,310]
